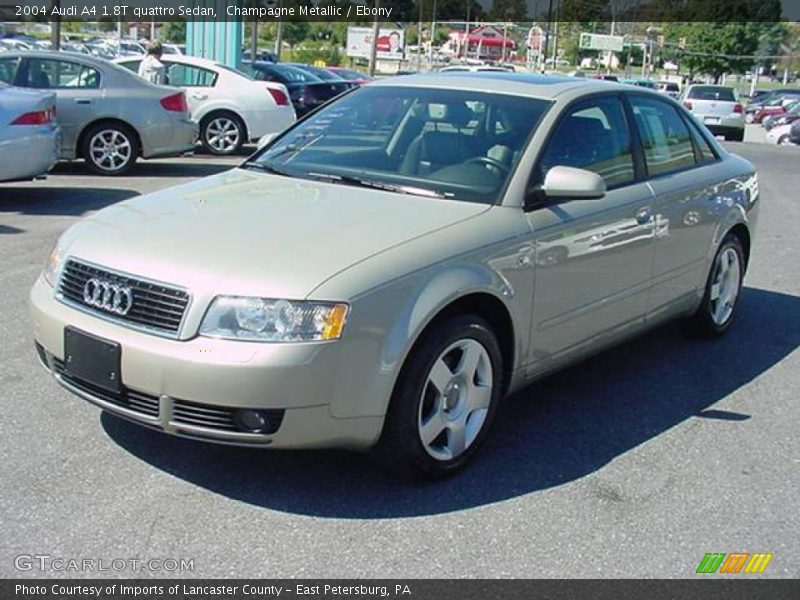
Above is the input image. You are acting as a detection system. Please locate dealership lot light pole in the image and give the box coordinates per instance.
[368,0,380,77]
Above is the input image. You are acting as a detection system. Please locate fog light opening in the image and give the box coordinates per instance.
[234,409,270,433]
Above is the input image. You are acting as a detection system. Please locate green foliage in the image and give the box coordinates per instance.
[159,21,186,44]
[488,0,527,21]
[292,40,343,66]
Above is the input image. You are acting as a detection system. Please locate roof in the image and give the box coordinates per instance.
[370,72,624,101]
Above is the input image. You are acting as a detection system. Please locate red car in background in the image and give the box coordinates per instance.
[753,95,798,124]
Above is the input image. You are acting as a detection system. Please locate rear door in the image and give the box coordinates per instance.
[628,94,727,317]
[527,94,656,370]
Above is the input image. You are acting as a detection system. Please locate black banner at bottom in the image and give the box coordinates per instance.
[4,580,800,600]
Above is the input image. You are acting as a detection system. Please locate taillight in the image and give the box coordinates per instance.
[160,92,187,113]
[733,103,743,113]
[684,101,692,110]
[267,87,289,106]
[11,108,54,125]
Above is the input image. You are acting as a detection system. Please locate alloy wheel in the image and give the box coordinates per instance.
[417,338,493,461]
[205,117,241,154]
[89,129,132,172]
[709,247,741,326]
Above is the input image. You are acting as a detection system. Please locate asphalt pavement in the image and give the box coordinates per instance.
[0,141,798,578]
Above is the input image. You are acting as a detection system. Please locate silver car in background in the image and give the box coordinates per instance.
[682,84,745,141]
[0,51,196,175]
[31,74,758,478]
[0,83,59,182]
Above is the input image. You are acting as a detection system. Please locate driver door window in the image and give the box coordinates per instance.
[538,96,635,189]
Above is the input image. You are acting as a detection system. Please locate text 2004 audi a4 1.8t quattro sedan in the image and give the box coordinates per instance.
[30,74,758,478]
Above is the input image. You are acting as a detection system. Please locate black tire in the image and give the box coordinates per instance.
[81,122,139,176]
[373,314,503,480]
[778,134,792,145]
[726,130,745,142]
[200,112,245,155]
[686,233,746,338]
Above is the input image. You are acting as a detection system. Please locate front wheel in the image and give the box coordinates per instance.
[687,234,745,337]
[374,314,503,479]
[82,123,139,175]
[778,134,793,145]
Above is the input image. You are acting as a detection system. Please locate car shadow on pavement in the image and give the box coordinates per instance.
[102,286,800,518]
[0,186,138,216]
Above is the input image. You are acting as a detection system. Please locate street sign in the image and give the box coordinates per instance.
[579,32,624,53]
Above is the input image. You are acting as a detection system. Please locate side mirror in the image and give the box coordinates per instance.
[525,166,606,211]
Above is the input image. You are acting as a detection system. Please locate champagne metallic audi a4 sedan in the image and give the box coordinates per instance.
[30,74,759,478]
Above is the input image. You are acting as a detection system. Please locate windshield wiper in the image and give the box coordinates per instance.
[241,161,294,177]
[306,172,448,199]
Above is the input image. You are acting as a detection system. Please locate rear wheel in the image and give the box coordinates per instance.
[778,134,793,145]
[201,112,245,155]
[374,314,503,479]
[687,233,745,337]
[82,123,139,175]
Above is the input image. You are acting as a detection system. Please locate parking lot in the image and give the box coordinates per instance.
[1,137,798,578]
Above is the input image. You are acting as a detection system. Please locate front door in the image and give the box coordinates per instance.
[526,94,656,373]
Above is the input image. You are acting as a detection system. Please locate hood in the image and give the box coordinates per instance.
[61,169,489,299]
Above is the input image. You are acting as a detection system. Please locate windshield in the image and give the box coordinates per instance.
[248,86,550,204]
[688,86,737,102]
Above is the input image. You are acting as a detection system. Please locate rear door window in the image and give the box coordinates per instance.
[630,96,697,176]
[164,63,217,87]
[19,59,100,89]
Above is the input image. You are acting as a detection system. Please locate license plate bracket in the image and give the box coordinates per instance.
[64,327,121,393]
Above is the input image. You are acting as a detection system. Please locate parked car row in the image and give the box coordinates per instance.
[0,46,376,177]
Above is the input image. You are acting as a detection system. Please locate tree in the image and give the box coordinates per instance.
[677,22,762,82]
[488,0,527,21]
[160,21,186,44]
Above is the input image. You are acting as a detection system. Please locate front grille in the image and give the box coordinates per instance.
[57,259,190,336]
[52,357,160,418]
[172,398,283,434]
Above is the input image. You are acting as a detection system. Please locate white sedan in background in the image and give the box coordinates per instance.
[765,122,796,145]
[0,84,59,182]
[116,55,295,155]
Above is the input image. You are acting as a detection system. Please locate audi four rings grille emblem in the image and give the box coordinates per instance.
[82,278,134,315]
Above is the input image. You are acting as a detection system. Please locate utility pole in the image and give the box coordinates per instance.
[251,21,259,61]
[50,0,60,51]
[417,0,423,70]
[606,1,616,74]
[428,0,437,66]
[368,0,380,77]
[464,0,470,60]
[274,0,284,60]
[543,0,553,72]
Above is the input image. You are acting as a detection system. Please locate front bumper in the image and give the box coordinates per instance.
[29,276,382,449]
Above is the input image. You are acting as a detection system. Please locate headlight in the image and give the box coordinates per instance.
[42,242,66,287]
[199,296,349,342]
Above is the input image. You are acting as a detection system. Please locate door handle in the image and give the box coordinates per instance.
[191,93,207,100]
[635,207,653,225]
[75,99,92,105]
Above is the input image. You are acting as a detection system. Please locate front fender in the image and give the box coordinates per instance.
[327,259,524,422]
